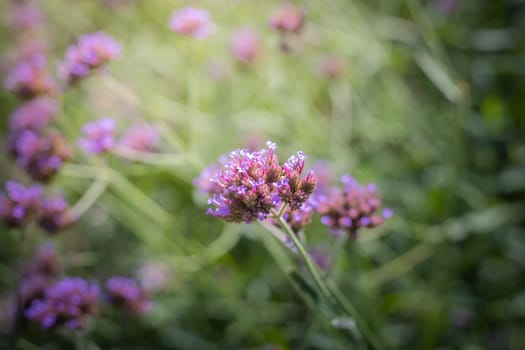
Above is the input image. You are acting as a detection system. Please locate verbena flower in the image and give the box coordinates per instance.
[205,141,317,223]
[169,7,215,39]
[230,29,262,64]
[3,54,57,99]
[11,130,72,182]
[60,32,120,84]
[25,277,99,330]
[9,97,58,131]
[0,180,42,227]
[119,124,159,152]
[315,175,392,237]
[193,163,223,195]
[39,196,76,234]
[106,276,151,315]
[268,4,305,34]
[8,2,46,31]
[316,55,346,80]
[78,117,116,154]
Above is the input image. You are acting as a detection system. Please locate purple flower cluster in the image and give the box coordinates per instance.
[268,4,305,34]
[106,276,151,315]
[194,163,223,195]
[25,277,99,330]
[78,117,116,154]
[119,124,160,152]
[230,29,262,64]
[9,97,57,131]
[9,130,72,182]
[169,7,215,39]
[0,180,76,233]
[0,181,42,227]
[60,32,120,84]
[3,54,57,99]
[281,202,315,233]
[315,175,393,237]
[19,243,61,311]
[205,142,317,224]
[39,196,76,234]
[8,2,46,31]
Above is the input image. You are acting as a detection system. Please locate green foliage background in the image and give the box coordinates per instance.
[1,0,524,349]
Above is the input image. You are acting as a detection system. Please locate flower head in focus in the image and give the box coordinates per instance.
[315,175,392,237]
[0,180,42,227]
[169,7,215,39]
[106,276,151,315]
[204,142,317,224]
[78,117,116,154]
[3,54,57,99]
[25,277,99,330]
[60,32,120,84]
[230,28,262,64]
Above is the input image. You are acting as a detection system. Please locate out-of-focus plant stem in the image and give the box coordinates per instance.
[68,177,108,219]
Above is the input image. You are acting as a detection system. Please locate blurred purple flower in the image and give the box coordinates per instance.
[9,97,57,131]
[0,180,42,227]
[3,54,57,99]
[169,7,215,39]
[315,175,392,237]
[39,196,76,234]
[268,4,305,34]
[205,141,317,223]
[230,29,262,64]
[193,163,222,195]
[8,2,46,31]
[11,131,72,182]
[60,32,120,84]
[78,117,116,154]
[106,276,151,315]
[316,55,346,80]
[119,124,159,152]
[25,277,99,330]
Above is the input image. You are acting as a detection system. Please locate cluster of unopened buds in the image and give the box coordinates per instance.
[0,180,75,233]
[203,141,317,224]
[315,175,393,238]
[77,117,160,155]
[17,244,151,330]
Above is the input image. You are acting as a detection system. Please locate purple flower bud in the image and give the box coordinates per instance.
[106,276,151,315]
[25,277,99,330]
[3,54,57,99]
[60,32,120,84]
[119,124,159,152]
[268,4,305,33]
[9,97,57,131]
[78,117,116,154]
[314,175,392,238]
[169,7,215,39]
[230,29,262,64]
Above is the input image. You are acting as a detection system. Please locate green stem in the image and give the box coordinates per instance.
[271,208,333,304]
[68,177,108,219]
